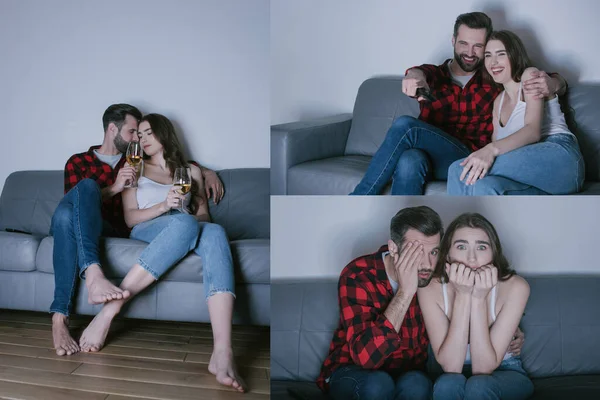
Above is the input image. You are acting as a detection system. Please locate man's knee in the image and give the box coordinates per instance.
[394,149,429,179]
[433,373,466,397]
[465,375,500,400]
[75,178,101,196]
[51,202,73,232]
[396,370,432,400]
[391,115,418,129]
[360,371,395,400]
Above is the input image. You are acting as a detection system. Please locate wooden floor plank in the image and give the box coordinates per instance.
[0,310,270,399]
[0,354,81,374]
[0,380,107,400]
[0,366,268,400]
[72,363,269,394]
[0,343,266,379]
[185,353,270,369]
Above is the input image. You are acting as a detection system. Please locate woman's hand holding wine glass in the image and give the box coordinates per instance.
[173,167,192,213]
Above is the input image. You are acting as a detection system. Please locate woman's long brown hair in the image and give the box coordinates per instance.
[434,213,516,282]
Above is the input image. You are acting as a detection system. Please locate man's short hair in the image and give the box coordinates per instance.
[390,206,444,247]
[453,12,493,40]
[102,103,142,133]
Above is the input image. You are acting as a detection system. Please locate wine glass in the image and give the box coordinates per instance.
[125,141,143,188]
[173,167,192,213]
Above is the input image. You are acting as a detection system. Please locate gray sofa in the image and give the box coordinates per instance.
[0,168,270,326]
[271,276,600,400]
[271,77,600,195]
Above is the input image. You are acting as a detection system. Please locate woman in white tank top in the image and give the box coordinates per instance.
[418,213,533,399]
[447,30,584,196]
[80,114,247,392]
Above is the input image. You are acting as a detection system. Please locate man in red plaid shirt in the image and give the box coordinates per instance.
[351,12,567,195]
[50,104,224,357]
[317,206,524,399]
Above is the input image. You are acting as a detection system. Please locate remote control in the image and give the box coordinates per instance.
[416,87,437,102]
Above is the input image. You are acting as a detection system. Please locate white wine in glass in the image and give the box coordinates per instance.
[173,167,192,212]
[125,142,143,188]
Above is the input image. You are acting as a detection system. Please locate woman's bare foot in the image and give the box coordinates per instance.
[208,348,247,392]
[52,313,79,356]
[79,305,117,352]
[85,265,131,304]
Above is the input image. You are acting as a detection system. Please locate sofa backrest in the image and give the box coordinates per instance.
[271,276,600,382]
[344,77,600,181]
[0,168,269,240]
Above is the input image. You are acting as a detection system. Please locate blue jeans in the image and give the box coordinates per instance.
[328,365,432,400]
[432,358,534,400]
[130,212,235,300]
[350,116,470,195]
[447,133,584,195]
[50,179,107,316]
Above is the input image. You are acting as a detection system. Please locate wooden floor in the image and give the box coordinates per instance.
[0,310,270,400]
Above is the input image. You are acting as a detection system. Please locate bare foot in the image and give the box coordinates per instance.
[79,307,115,352]
[52,314,79,356]
[208,348,247,392]
[86,274,130,305]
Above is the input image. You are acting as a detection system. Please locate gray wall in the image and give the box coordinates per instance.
[271,0,600,124]
[272,196,600,280]
[0,0,269,192]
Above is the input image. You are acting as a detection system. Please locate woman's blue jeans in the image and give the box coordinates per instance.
[447,133,584,195]
[130,212,236,300]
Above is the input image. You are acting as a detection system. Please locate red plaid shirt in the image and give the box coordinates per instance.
[408,59,501,152]
[64,146,129,238]
[316,246,429,392]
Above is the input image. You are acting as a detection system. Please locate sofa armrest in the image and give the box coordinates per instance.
[270,114,353,194]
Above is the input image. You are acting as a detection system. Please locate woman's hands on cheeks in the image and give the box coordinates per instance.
[446,263,498,298]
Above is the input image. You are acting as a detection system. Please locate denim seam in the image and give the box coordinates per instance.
[137,259,160,280]
[205,289,236,302]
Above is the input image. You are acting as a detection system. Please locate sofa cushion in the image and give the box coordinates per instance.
[0,232,41,272]
[0,168,270,240]
[36,236,270,285]
[288,156,447,195]
[566,84,600,182]
[0,171,63,236]
[531,375,600,400]
[344,77,420,156]
[272,276,600,383]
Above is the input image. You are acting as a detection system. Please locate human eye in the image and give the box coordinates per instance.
[431,249,439,256]
[456,244,466,250]
[477,244,488,251]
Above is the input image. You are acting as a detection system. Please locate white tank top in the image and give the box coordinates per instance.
[136,176,191,212]
[495,80,573,141]
[441,282,511,363]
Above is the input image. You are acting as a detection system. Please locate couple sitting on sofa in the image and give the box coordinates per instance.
[350,11,584,196]
[318,206,532,400]
[50,104,246,392]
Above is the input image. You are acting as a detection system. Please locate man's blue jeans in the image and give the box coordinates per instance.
[130,213,236,300]
[50,179,107,316]
[350,116,470,195]
[447,133,584,195]
[328,365,432,400]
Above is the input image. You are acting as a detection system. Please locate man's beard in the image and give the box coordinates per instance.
[113,129,129,153]
[453,50,482,73]
[417,270,434,288]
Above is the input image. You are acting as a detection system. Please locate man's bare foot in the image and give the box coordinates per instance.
[79,307,116,352]
[86,268,130,305]
[52,313,79,356]
[208,348,247,392]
